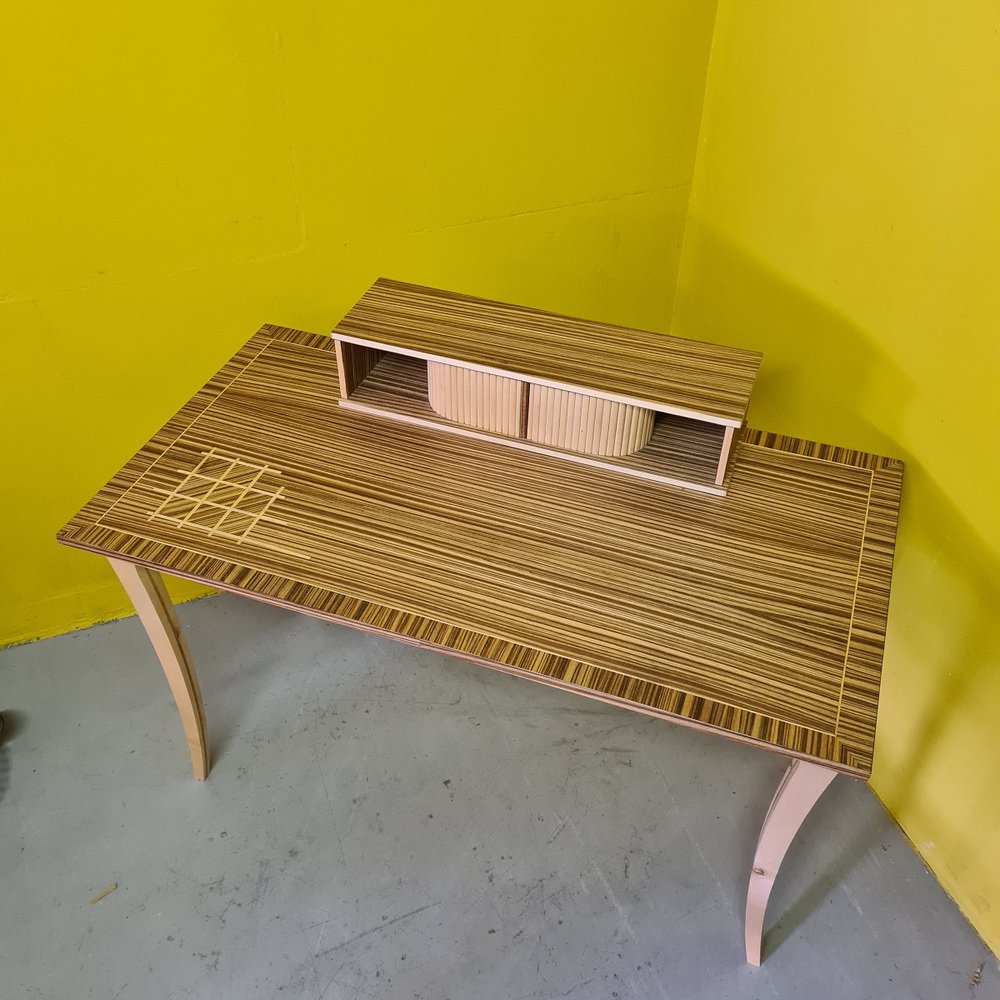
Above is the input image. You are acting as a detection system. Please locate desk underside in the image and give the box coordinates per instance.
[58,326,902,776]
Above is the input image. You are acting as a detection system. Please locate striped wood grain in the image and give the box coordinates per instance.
[334,339,385,399]
[333,278,761,426]
[58,326,903,777]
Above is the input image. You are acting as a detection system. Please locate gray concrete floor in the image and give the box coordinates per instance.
[1,594,997,1000]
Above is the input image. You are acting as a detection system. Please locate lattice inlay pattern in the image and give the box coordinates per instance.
[149,450,284,543]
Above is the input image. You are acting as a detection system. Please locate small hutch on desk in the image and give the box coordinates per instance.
[332,278,761,496]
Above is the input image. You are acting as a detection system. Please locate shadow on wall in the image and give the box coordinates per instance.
[672,221,912,451]
[673,221,1000,927]
[873,463,1000,875]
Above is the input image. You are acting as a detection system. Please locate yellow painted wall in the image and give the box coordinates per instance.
[0,2,717,644]
[674,2,1000,951]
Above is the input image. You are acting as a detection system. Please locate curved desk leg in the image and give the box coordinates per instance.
[745,758,837,965]
[109,558,210,781]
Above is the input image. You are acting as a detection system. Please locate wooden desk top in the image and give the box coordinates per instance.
[58,324,902,777]
[335,279,762,426]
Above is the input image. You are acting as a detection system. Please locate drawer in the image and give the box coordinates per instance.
[526,384,654,457]
[426,360,526,437]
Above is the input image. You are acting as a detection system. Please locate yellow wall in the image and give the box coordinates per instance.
[0,1,717,644]
[674,1,1000,951]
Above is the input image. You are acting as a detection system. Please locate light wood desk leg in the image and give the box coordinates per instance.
[744,758,837,965]
[108,558,210,781]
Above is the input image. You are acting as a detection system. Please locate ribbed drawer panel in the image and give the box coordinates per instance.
[526,385,654,457]
[426,361,525,436]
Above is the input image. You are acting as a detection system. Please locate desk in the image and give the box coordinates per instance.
[57,323,902,964]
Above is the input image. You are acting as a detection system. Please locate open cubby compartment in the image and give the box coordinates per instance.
[333,338,740,495]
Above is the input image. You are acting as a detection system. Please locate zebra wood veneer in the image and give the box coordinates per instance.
[57,317,902,966]
[333,279,762,493]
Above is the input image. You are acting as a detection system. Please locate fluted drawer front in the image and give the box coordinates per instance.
[426,361,525,436]
[526,385,654,457]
